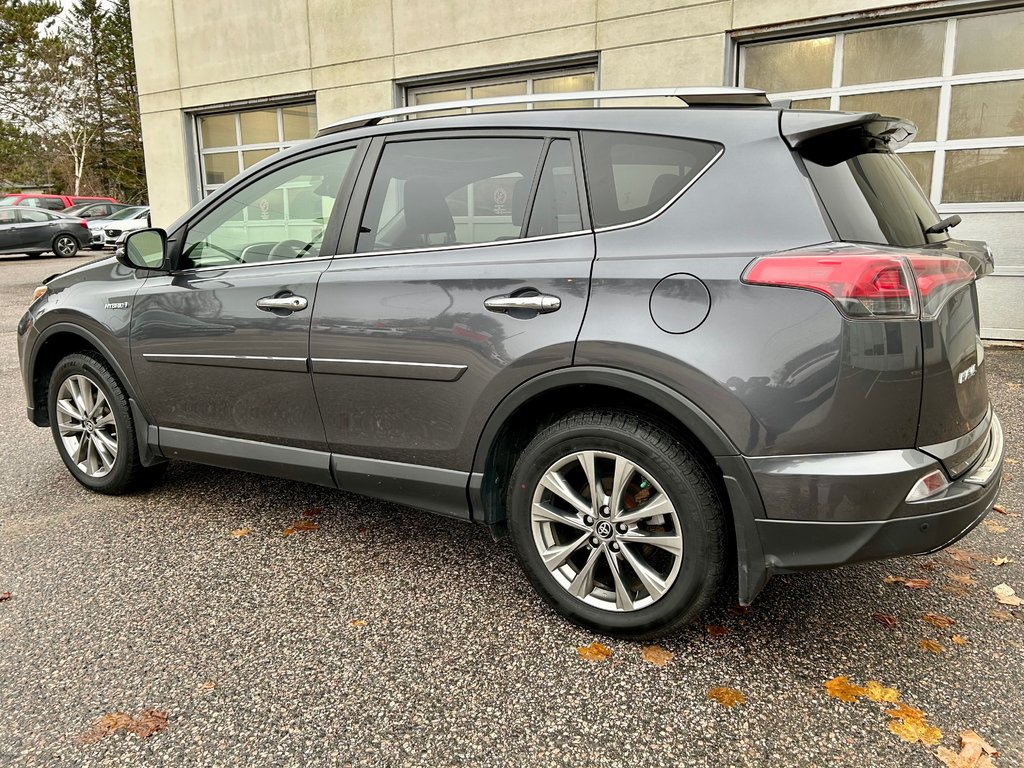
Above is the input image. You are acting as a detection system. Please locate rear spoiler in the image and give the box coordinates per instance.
[781,111,918,151]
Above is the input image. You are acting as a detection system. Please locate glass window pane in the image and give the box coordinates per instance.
[184,148,356,267]
[842,22,944,85]
[949,81,1024,140]
[411,87,467,118]
[582,131,722,228]
[943,147,1024,203]
[839,88,940,142]
[470,81,527,112]
[533,72,596,109]
[356,137,545,252]
[896,151,933,193]
[203,151,240,186]
[199,114,236,149]
[527,140,581,236]
[242,148,278,169]
[742,37,835,93]
[240,109,280,145]
[954,10,1024,75]
[791,97,832,110]
[282,104,317,141]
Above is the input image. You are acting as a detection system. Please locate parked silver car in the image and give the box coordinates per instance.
[87,206,150,249]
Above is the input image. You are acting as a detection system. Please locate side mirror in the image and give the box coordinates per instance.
[119,228,168,270]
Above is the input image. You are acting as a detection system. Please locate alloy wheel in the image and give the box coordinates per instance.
[55,374,118,477]
[530,450,683,612]
[55,236,77,256]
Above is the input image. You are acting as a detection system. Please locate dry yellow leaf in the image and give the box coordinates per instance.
[993,583,1023,606]
[641,645,674,667]
[230,527,251,538]
[824,676,867,703]
[951,634,968,646]
[949,573,978,587]
[283,519,319,537]
[707,687,745,707]
[922,612,956,629]
[935,730,1000,768]
[577,642,612,662]
[885,702,942,745]
[863,680,901,703]
[992,503,1007,514]
[919,638,944,654]
[197,680,215,693]
[984,519,1008,533]
[349,619,367,628]
[706,625,729,636]
[992,556,1012,566]
[77,709,169,744]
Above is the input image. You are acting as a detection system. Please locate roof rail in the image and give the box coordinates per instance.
[316,87,771,137]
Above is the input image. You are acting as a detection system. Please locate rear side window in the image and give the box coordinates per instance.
[801,130,944,247]
[357,137,547,253]
[37,198,65,211]
[582,131,721,228]
[19,209,54,222]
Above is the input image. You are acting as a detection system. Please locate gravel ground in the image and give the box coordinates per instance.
[1,252,1022,767]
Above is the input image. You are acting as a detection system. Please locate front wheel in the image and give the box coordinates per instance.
[507,410,726,639]
[48,352,164,494]
[52,234,79,257]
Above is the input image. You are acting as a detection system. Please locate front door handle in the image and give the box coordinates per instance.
[484,294,561,314]
[256,294,308,313]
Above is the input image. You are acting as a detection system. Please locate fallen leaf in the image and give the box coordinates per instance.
[922,612,956,629]
[883,575,929,589]
[824,676,867,703]
[863,680,901,703]
[0,591,11,602]
[882,574,903,584]
[949,573,978,587]
[706,625,729,636]
[230,527,251,538]
[349,619,367,628]
[989,610,1014,621]
[951,634,968,646]
[942,585,971,598]
[993,583,1023,606]
[126,709,169,739]
[992,556,1012,566]
[283,519,319,536]
[992,503,1007,515]
[919,638,944,654]
[1005,459,1019,465]
[872,612,899,629]
[196,681,215,693]
[727,604,749,616]
[948,548,985,565]
[935,730,1000,768]
[577,642,612,662]
[885,702,942,745]
[356,525,368,534]
[984,519,1008,533]
[919,559,938,571]
[707,687,745,707]
[301,507,323,518]
[641,645,674,667]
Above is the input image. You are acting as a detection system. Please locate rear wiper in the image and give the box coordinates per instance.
[925,214,961,234]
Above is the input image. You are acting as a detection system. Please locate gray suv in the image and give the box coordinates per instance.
[17,88,1004,638]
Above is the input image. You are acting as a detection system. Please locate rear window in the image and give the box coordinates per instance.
[0,196,16,206]
[801,130,944,247]
[582,131,721,228]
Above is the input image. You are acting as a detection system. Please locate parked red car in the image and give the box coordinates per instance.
[0,193,118,211]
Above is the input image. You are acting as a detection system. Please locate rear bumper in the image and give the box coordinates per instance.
[748,414,1003,573]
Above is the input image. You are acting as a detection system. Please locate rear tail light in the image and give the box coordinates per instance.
[79,219,89,229]
[742,247,975,319]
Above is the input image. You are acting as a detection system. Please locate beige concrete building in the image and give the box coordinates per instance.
[128,0,1024,338]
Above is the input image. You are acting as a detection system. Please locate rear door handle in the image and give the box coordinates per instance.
[484,294,561,314]
[256,294,308,312]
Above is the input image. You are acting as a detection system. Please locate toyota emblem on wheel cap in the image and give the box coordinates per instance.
[596,521,614,539]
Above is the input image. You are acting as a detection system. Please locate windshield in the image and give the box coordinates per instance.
[801,129,944,247]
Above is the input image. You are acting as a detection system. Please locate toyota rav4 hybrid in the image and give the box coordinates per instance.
[17,88,1004,638]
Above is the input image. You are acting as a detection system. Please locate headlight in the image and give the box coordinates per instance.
[32,285,47,303]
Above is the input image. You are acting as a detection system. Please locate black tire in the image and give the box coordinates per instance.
[24,251,44,258]
[52,234,79,257]
[507,410,726,639]
[47,352,165,494]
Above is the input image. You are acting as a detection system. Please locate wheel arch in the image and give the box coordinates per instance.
[469,366,770,605]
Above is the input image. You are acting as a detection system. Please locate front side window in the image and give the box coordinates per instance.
[0,209,17,224]
[37,198,65,210]
[180,148,355,269]
[357,137,550,253]
[582,131,722,228]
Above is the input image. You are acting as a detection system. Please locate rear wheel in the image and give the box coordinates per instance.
[47,352,164,494]
[507,410,726,639]
[52,234,79,257]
